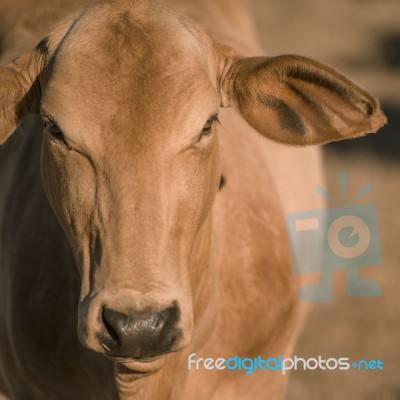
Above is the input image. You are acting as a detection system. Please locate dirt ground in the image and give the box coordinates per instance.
[248,1,400,399]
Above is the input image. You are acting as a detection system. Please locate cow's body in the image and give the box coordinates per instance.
[0,0,384,399]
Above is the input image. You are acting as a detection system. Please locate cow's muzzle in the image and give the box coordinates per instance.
[99,304,180,358]
[78,288,192,366]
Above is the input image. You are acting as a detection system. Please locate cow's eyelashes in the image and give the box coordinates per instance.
[44,119,69,147]
[47,123,63,140]
[201,115,220,136]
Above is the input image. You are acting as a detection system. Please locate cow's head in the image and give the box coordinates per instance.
[0,0,386,373]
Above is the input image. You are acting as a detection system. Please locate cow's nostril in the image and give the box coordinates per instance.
[100,304,180,359]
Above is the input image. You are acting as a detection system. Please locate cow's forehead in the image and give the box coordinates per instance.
[40,0,221,148]
[45,1,217,114]
[41,1,217,142]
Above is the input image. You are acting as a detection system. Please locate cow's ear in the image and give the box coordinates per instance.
[0,50,43,145]
[219,53,386,145]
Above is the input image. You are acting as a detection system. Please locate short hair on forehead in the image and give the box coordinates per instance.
[50,1,214,91]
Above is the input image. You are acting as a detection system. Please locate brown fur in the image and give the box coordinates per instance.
[0,0,386,399]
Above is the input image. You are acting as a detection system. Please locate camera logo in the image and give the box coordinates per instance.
[286,173,382,302]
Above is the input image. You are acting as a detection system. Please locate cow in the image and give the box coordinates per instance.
[0,0,386,398]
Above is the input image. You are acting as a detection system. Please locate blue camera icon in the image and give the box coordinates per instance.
[287,200,382,302]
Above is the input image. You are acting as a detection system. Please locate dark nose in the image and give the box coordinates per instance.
[100,304,180,358]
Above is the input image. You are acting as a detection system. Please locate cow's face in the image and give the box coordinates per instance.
[0,0,385,373]
[39,4,223,369]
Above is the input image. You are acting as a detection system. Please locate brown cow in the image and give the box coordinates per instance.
[0,0,386,398]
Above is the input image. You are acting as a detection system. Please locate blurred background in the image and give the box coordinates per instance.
[248,0,400,399]
[0,0,398,398]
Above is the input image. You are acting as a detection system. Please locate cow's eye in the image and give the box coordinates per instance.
[201,115,220,136]
[44,118,68,147]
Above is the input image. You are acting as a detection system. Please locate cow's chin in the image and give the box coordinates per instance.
[113,355,167,375]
